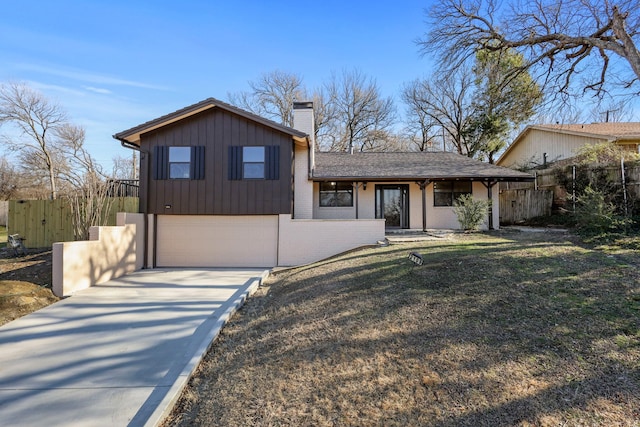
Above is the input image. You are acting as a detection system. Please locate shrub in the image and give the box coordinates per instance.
[454,194,490,231]
[574,185,630,235]
[574,142,640,164]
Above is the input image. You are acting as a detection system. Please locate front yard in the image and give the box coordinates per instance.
[0,225,57,326]
[164,230,640,426]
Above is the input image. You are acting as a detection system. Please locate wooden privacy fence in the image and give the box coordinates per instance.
[534,161,640,211]
[499,189,553,225]
[500,160,640,221]
[8,197,139,248]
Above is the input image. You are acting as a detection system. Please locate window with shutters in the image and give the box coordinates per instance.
[242,146,265,179]
[153,146,205,180]
[169,147,191,179]
[228,146,280,180]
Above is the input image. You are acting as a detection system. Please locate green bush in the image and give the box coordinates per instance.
[574,185,630,235]
[454,194,490,231]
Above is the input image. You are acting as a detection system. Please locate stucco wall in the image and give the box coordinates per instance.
[155,215,278,267]
[294,143,313,219]
[278,214,385,266]
[311,181,498,230]
[52,213,144,297]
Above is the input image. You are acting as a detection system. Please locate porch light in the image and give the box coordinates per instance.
[363,182,367,190]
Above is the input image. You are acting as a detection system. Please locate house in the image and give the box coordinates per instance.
[497,123,640,169]
[114,98,533,268]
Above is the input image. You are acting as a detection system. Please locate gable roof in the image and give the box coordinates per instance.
[113,97,308,147]
[533,123,640,140]
[313,152,533,182]
[498,122,640,165]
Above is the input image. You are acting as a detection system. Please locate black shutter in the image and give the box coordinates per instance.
[265,145,280,180]
[153,146,169,180]
[228,146,243,180]
[190,146,205,180]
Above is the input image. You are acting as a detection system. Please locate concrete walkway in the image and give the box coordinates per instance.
[0,268,269,427]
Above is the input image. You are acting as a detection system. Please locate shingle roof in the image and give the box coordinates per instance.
[534,123,640,139]
[113,97,308,147]
[313,152,534,181]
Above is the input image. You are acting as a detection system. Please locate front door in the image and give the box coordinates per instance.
[375,185,409,228]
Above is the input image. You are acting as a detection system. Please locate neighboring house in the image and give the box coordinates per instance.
[498,123,640,169]
[114,98,532,268]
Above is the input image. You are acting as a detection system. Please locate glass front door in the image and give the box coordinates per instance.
[375,185,409,228]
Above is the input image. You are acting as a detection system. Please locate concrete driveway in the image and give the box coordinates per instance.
[0,268,269,427]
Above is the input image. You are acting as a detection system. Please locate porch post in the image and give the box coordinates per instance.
[417,179,430,232]
[482,180,498,230]
[354,182,359,219]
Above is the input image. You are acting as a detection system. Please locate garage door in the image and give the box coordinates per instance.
[156,215,278,267]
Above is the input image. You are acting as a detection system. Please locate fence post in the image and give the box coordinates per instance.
[572,165,576,213]
[621,156,628,217]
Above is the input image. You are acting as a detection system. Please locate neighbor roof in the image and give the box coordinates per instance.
[498,122,640,165]
[113,97,308,147]
[534,123,640,140]
[313,152,534,181]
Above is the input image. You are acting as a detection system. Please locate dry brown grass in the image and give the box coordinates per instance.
[0,249,57,326]
[163,230,640,426]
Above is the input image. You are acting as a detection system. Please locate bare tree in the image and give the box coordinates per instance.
[422,0,640,98]
[401,80,444,151]
[324,69,395,152]
[66,171,115,241]
[51,123,118,240]
[0,156,20,200]
[228,70,306,127]
[112,152,139,180]
[587,98,637,122]
[402,69,478,156]
[310,88,336,150]
[228,70,332,148]
[54,124,103,189]
[0,82,68,199]
[0,82,118,239]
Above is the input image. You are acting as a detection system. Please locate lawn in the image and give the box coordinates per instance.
[164,230,640,426]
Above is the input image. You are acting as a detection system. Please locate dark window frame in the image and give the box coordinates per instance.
[153,146,205,180]
[319,182,354,207]
[228,146,280,181]
[242,146,265,179]
[433,181,472,207]
[168,147,191,179]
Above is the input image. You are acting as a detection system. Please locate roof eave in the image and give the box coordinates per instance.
[311,175,534,182]
[113,97,308,147]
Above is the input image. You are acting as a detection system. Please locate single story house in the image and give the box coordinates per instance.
[114,98,532,268]
[497,123,640,169]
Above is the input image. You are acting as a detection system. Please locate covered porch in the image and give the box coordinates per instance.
[311,152,534,231]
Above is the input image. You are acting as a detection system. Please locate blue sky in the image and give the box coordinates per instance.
[1,0,435,168]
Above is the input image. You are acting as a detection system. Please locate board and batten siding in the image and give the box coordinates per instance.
[139,108,294,215]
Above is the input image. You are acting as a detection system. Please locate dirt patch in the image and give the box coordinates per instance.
[163,230,640,426]
[0,248,58,326]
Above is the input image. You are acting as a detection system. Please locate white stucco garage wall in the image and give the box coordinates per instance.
[156,215,279,267]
